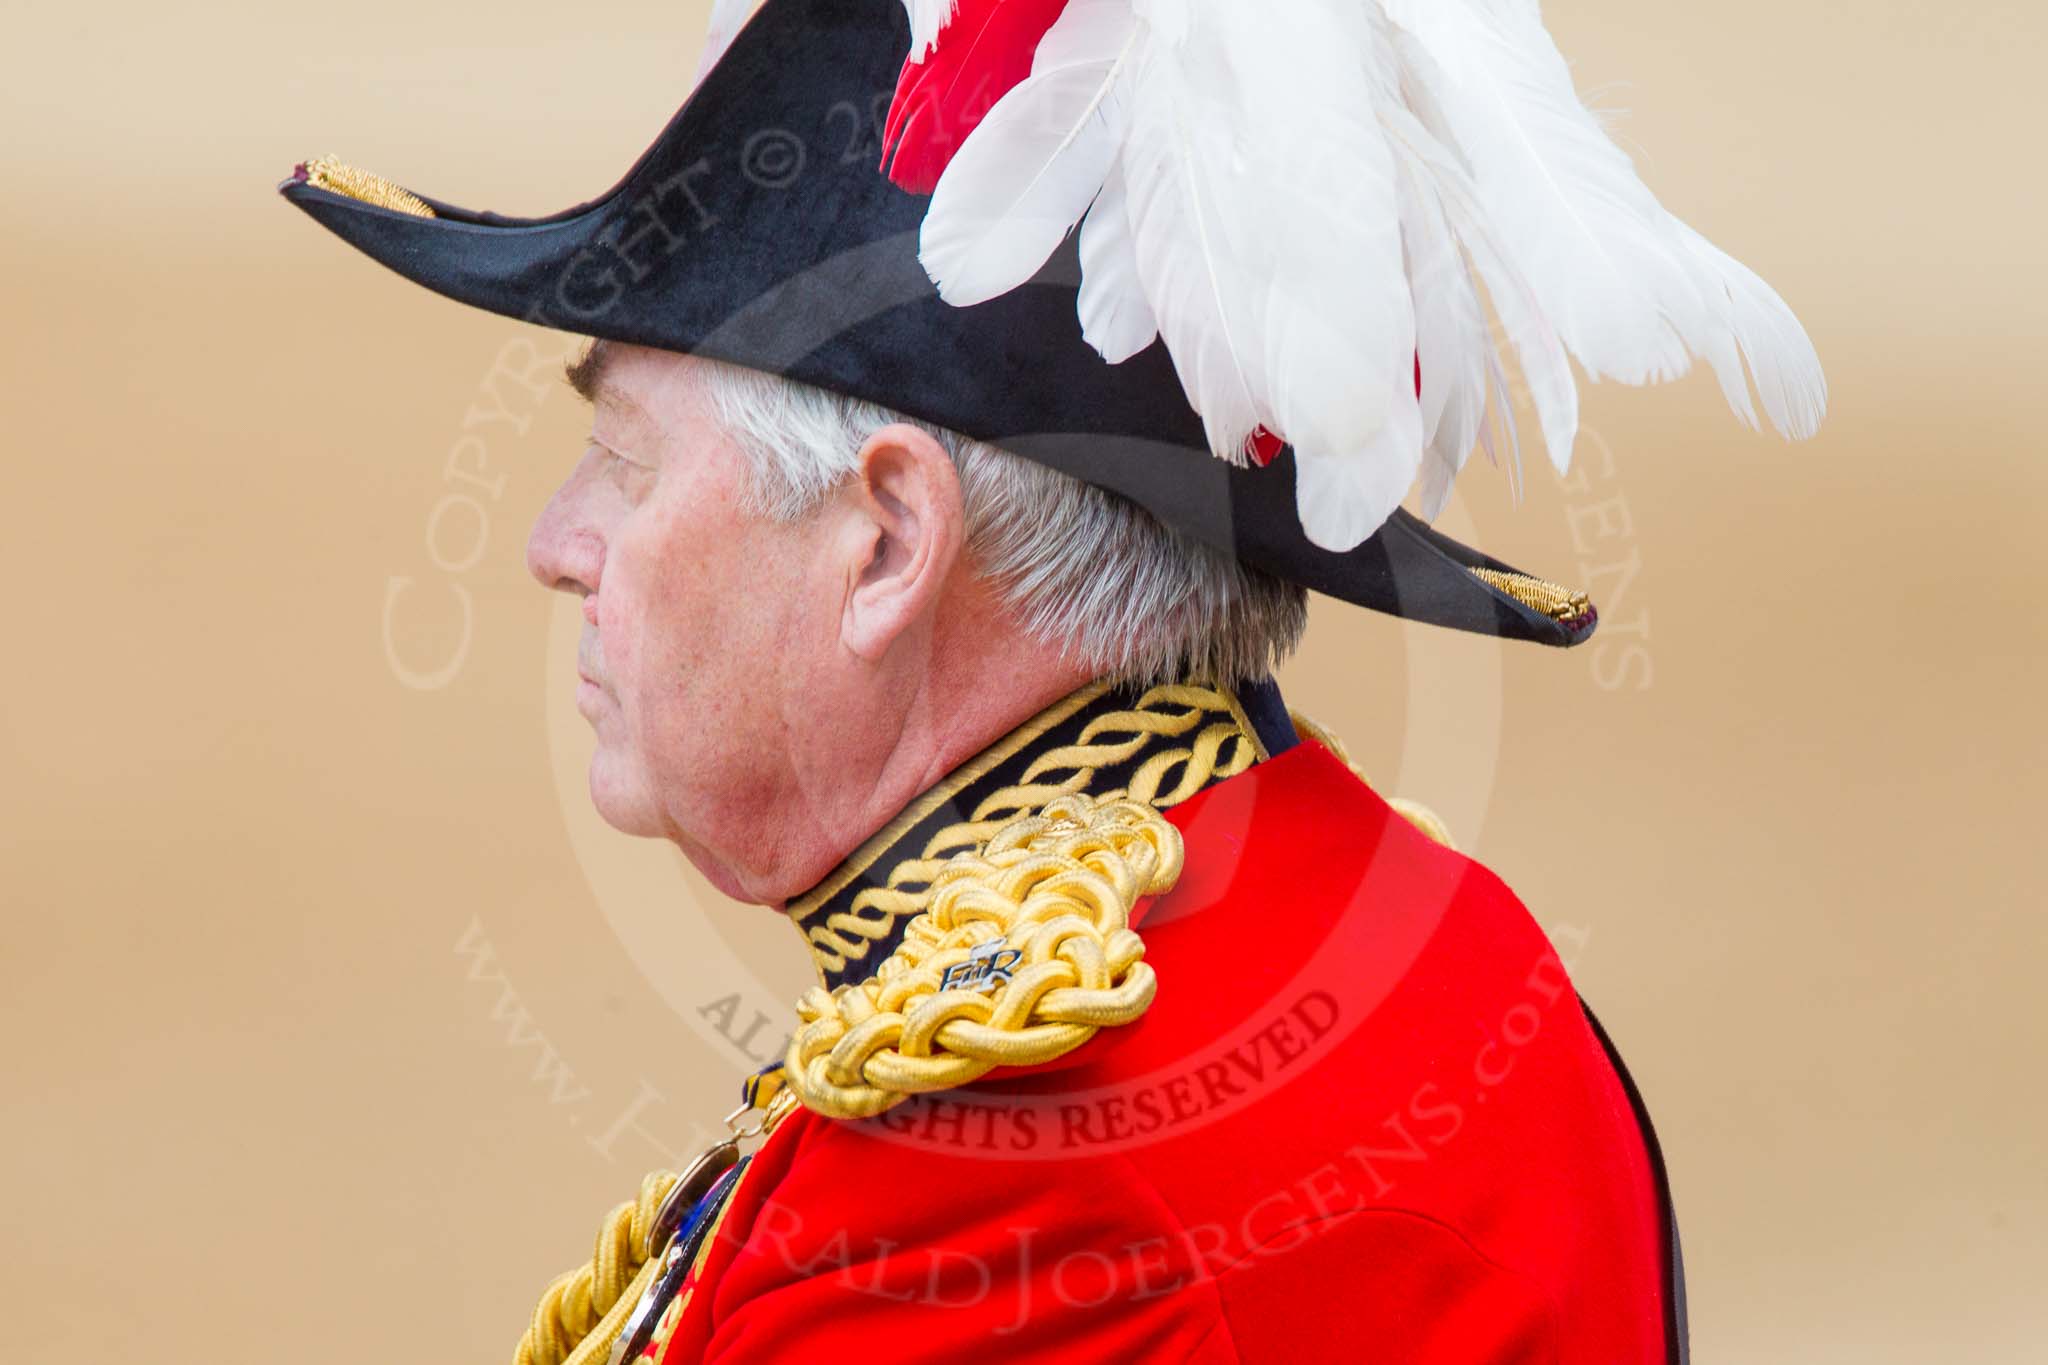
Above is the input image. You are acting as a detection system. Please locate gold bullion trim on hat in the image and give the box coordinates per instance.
[297,156,436,219]
[1469,566,1594,625]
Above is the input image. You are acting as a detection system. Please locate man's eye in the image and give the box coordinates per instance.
[596,444,652,486]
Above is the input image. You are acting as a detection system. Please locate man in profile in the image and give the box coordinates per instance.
[282,0,1821,1358]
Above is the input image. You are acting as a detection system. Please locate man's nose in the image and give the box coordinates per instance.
[526,479,604,595]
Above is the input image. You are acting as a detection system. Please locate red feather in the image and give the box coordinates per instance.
[1245,427,1285,468]
[882,0,1071,194]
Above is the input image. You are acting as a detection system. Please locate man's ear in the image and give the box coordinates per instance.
[840,422,966,662]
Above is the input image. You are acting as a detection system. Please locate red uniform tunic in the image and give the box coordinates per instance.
[650,723,1670,1362]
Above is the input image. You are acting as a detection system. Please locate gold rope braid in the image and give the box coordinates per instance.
[1289,710,1456,849]
[513,1080,798,1365]
[804,684,1253,973]
[786,791,1183,1120]
[513,1169,679,1365]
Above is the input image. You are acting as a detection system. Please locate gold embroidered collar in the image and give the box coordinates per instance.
[785,679,1284,990]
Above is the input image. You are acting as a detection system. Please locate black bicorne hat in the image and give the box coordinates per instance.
[280,0,1602,646]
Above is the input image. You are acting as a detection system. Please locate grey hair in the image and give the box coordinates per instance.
[702,360,1308,688]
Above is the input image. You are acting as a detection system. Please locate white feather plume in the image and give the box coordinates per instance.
[1076,158,1159,362]
[903,0,959,62]
[1117,0,1419,546]
[1400,173,1486,473]
[1380,0,1824,434]
[1364,12,1484,523]
[1382,99,1578,476]
[1380,0,1704,385]
[1399,167,1485,522]
[1296,357,1426,552]
[1670,218,1827,439]
[908,0,1826,551]
[919,0,1138,307]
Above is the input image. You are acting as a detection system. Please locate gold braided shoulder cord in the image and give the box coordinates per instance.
[784,714,1449,1121]
[514,1169,677,1365]
[786,792,1184,1120]
[513,1086,796,1365]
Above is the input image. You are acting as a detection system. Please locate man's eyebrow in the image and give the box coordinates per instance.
[564,338,665,444]
[563,338,611,404]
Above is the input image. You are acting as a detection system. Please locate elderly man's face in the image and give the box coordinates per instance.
[524,344,838,895]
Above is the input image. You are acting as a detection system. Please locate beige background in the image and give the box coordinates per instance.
[4,1,2044,1359]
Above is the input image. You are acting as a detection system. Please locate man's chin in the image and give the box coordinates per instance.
[589,780,767,904]
[585,759,664,840]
